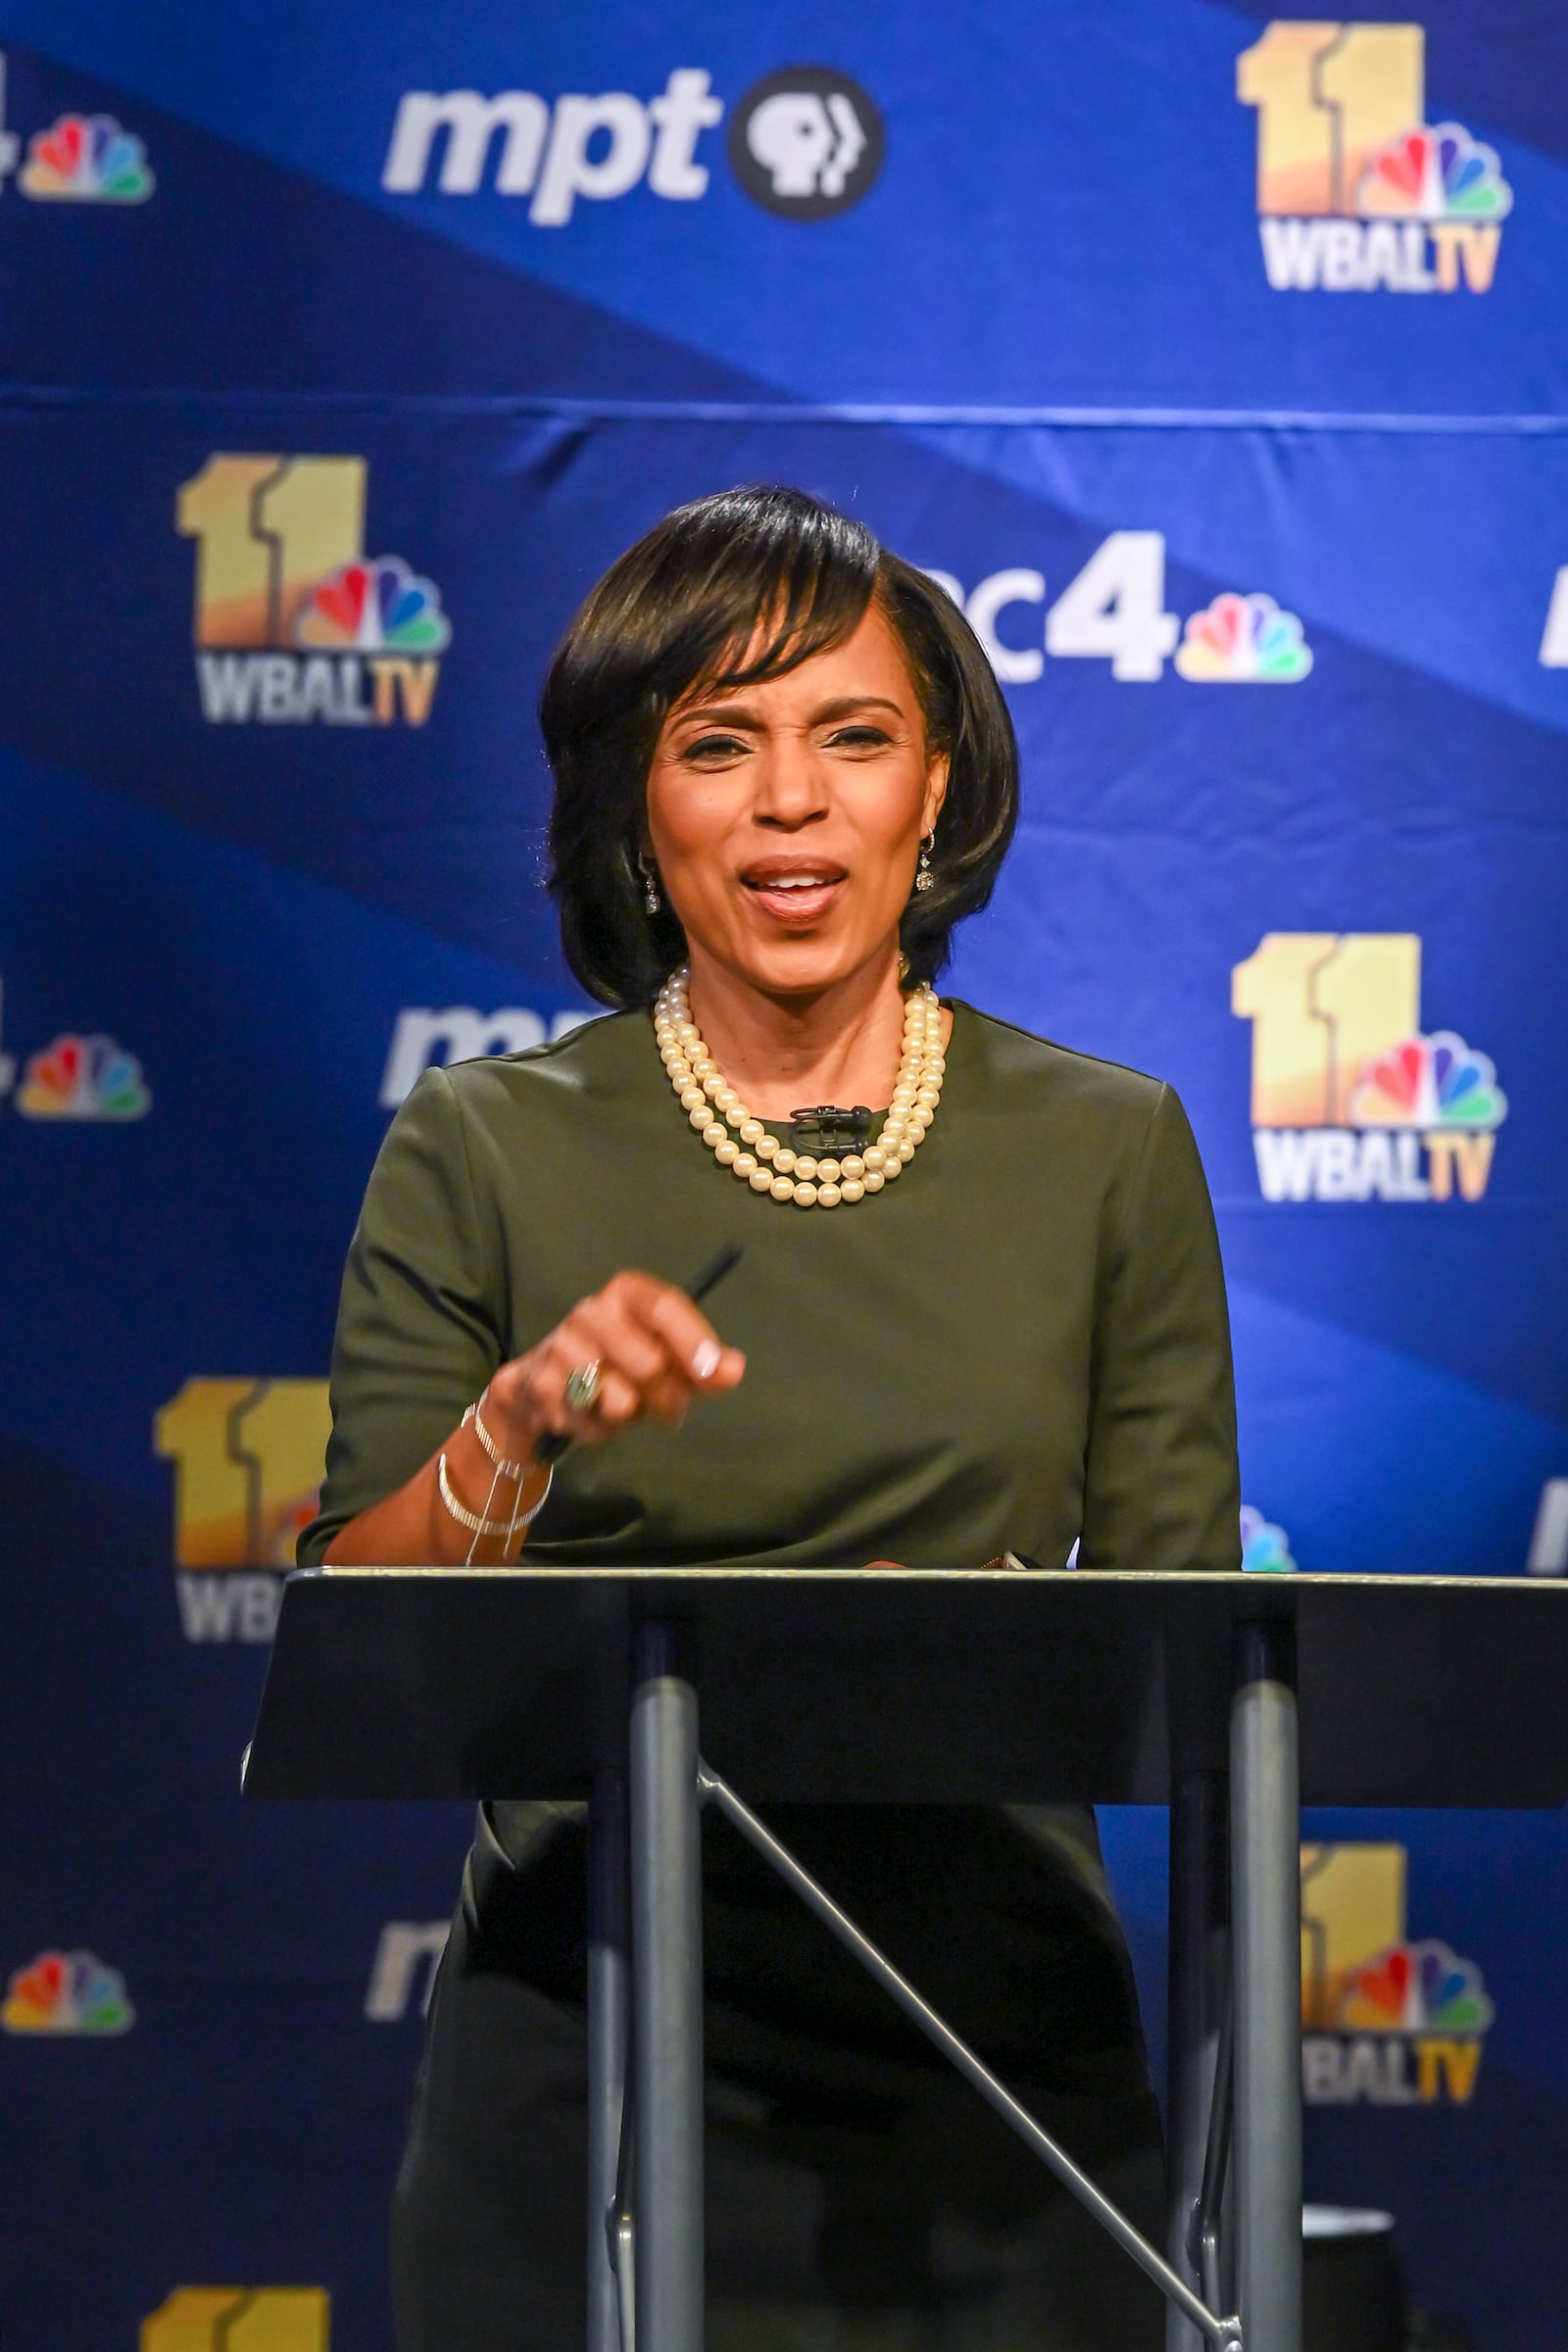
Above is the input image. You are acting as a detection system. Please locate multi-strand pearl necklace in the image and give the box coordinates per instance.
[654,967,946,1209]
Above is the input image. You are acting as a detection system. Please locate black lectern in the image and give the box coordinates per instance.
[245,1569,1568,2352]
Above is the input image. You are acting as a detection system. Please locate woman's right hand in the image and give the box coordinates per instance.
[483,1268,746,1456]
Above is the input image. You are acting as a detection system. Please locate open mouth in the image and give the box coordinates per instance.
[739,862,848,926]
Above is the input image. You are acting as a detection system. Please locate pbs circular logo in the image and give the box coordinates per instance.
[729,67,884,220]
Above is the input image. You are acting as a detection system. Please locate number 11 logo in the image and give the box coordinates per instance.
[1232,934,1506,1203]
[175,455,451,725]
[1237,24,1511,295]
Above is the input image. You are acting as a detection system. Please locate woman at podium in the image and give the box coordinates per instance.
[301,486,1241,2350]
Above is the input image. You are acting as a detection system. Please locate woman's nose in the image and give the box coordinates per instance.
[753,738,829,825]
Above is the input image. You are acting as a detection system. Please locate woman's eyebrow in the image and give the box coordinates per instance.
[668,699,763,730]
[668,691,905,732]
[809,695,903,724]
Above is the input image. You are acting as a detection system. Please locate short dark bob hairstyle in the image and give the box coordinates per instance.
[542,484,1019,1008]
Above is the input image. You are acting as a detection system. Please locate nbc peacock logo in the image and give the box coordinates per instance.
[20,111,153,201]
[1232,934,1506,1203]
[1238,24,1511,293]
[1300,1845,1492,2105]
[3,1949,134,2034]
[1174,594,1312,684]
[0,53,156,204]
[175,456,450,726]
[17,1031,150,1119]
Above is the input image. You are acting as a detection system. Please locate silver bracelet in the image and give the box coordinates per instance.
[438,1449,551,1540]
[465,1391,529,1483]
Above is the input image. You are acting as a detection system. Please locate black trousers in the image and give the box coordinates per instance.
[392,1816,1168,2352]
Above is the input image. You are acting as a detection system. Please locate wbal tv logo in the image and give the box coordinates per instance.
[155,1378,330,1641]
[1301,1844,1492,2106]
[176,456,450,726]
[1232,934,1507,1203]
[1238,24,1511,293]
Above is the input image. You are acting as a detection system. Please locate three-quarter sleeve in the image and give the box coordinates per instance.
[297,1067,503,1566]
[1078,1083,1241,1577]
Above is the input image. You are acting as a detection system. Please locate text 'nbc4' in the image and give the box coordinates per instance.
[1239,24,1511,293]
[177,457,450,726]
[927,537,1311,686]
[155,1378,331,1641]
[1232,935,1506,1203]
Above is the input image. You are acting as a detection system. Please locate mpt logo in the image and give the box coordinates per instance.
[382,63,882,221]
[381,1004,600,1107]
[729,67,883,219]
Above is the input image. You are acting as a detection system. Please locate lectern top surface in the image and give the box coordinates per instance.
[245,1567,1567,1809]
[313,1565,1526,1587]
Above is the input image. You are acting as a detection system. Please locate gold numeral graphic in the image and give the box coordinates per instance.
[1239,22,1424,216]
[176,456,366,647]
[232,1379,336,1563]
[1309,932,1421,1124]
[1233,934,1421,1125]
[1315,26,1425,210]
[1232,933,1338,1125]
[254,459,367,642]
[155,1380,332,1568]
[1300,1844,1406,2027]
[153,1380,263,1567]
[176,458,285,648]
[142,2288,329,2351]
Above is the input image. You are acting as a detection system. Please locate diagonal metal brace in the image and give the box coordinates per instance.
[1191,1987,1234,2324]
[698,1758,1243,2352]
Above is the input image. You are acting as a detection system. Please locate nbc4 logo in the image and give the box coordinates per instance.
[926,537,1311,686]
[1300,1844,1491,2105]
[142,2290,328,2351]
[155,1378,331,1641]
[1239,24,1511,293]
[176,457,450,726]
[1232,934,1507,1202]
[0,52,153,202]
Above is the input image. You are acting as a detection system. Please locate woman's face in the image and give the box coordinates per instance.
[645,601,948,1002]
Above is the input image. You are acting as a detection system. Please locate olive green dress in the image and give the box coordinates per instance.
[300,1001,1241,2352]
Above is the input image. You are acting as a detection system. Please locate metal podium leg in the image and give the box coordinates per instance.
[588,1768,629,2352]
[629,1622,704,2352]
[1166,1769,1231,2352]
[1231,1620,1301,2352]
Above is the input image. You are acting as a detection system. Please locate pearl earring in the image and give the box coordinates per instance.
[639,853,661,916]
[913,830,936,895]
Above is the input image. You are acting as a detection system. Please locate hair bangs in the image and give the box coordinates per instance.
[669,497,880,710]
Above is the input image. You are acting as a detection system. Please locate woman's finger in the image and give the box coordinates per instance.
[568,1292,671,1392]
[591,1365,643,1428]
[618,1274,746,1392]
[562,1298,695,1428]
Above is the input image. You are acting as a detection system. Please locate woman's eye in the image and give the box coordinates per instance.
[682,732,748,760]
[827,726,891,750]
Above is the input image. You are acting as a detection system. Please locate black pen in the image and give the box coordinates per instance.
[531,1243,745,1466]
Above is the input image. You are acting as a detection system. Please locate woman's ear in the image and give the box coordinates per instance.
[922,754,951,835]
